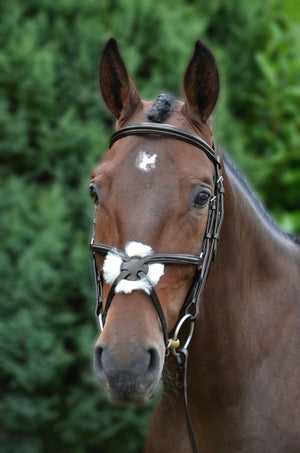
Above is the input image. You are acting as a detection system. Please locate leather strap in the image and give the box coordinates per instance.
[176,348,200,453]
[110,122,221,167]
[91,245,203,268]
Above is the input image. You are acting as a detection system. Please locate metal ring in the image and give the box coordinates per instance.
[99,312,104,332]
[181,319,194,350]
[168,313,194,354]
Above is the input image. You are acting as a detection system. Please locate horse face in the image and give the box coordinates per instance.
[91,39,219,403]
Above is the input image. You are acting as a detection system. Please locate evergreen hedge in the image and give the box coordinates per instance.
[0,1,299,452]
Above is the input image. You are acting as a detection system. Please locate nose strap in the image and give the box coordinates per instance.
[149,286,169,347]
[102,255,169,346]
[90,240,205,349]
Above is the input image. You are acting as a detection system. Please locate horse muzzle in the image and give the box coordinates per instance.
[93,291,165,404]
[94,342,162,403]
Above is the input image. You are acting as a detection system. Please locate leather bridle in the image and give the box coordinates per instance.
[90,122,224,453]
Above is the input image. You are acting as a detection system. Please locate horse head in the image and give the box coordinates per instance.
[90,39,221,404]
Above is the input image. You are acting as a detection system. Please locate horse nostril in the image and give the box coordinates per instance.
[94,346,103,375]
[147,347,160,376]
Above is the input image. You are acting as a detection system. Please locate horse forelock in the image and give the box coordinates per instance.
[147,93,176,123]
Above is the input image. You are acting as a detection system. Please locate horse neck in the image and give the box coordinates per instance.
[187,158,299,395]
[214,158,298,294]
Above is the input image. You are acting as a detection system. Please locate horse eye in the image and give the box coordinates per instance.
[193,190,211,209]
[89,183,100,205]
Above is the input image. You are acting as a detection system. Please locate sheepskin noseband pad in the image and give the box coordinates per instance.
[102,241,165,295]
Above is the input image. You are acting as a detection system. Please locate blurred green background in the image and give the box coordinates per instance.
[0,0,299,452]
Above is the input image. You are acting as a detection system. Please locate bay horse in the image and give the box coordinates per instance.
[90,38,300,452]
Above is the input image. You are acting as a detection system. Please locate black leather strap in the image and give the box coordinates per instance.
[143,253,203,267]
[176,348,200,453]
[110,122,221,167]
[149,285,169,347]
[103,270,130,318]
[90,244,204,268]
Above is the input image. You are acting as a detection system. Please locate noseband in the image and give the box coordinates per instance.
[90,122,224,453]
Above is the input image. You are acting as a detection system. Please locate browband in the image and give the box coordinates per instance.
[109,122,221,167]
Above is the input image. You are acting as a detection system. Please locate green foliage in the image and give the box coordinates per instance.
[196,1,300,233]
[0,0,299,452]
[244,19,300,228]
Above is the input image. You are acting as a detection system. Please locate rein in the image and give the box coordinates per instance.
[90,122,224,453]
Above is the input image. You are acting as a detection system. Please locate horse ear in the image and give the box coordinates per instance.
[183,41,219,124]
[99,38,141,121]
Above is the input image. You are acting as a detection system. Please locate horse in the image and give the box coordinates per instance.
[89,38,300,452]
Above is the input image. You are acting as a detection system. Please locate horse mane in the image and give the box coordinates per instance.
[147,94,175,123]
[223,153,299,244]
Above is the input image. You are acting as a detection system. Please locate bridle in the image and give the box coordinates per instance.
[90,122,224,453]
